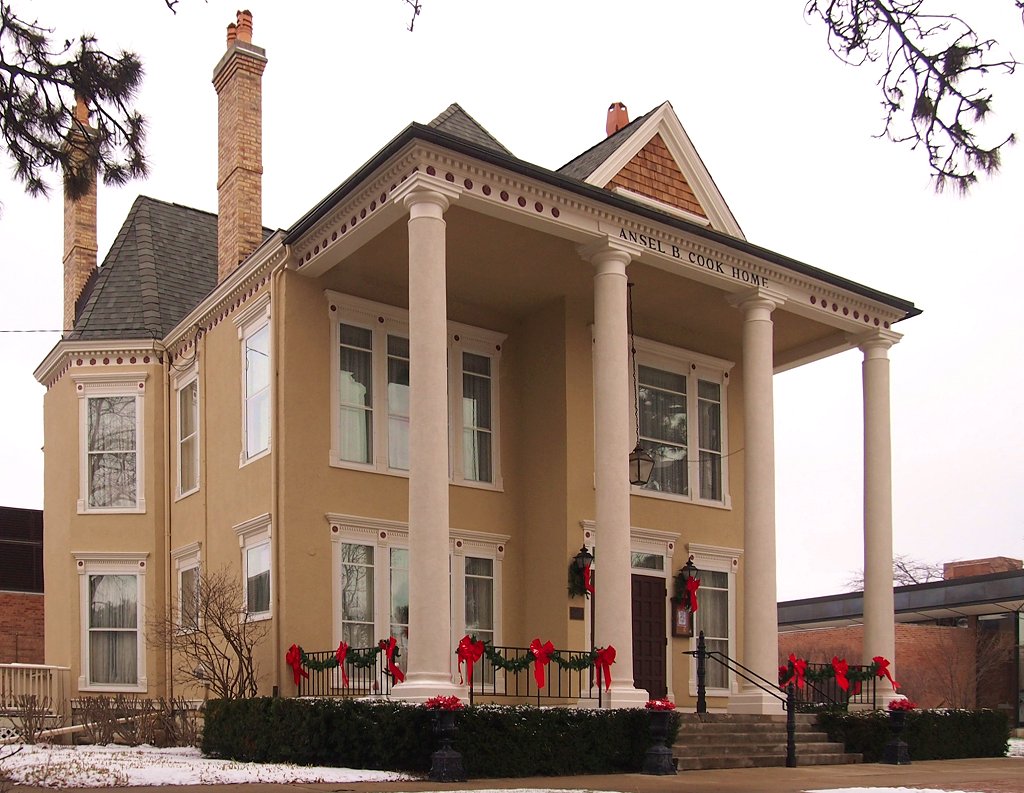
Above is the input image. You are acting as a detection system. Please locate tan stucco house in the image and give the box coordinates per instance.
[34,12,918,712]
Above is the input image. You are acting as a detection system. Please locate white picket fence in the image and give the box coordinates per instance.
[0,663,71,716]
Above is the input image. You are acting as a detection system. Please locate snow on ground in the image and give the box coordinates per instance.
[0,739,1020,790]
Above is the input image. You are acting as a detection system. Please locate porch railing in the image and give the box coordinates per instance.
[0,663,71,716]
[466,645,600,707]
[792,662,877,711]
[296,647,396,698]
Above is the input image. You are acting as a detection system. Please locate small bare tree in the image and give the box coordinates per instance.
[148,567,269,700]
[844,553,945,590]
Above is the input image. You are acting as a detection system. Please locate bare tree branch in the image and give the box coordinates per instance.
[403,0,422,32]
[806,0,1020,193]
[844,553,946,590]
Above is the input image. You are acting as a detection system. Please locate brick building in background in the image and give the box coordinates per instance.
[0,507,44,663]
[779,557,1023,727]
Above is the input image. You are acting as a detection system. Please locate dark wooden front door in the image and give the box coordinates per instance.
[632,574,667,698]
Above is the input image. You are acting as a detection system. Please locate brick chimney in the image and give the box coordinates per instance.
[63,96,98,334]
[212,9,266,283]
[606,102,629,137]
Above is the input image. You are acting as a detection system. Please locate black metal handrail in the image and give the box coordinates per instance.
[296,647,396,698]
[683,631,798,768]
[465,645,601,707]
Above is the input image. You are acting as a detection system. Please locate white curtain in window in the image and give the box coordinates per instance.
[465,557,494,682]
[342,543,374,646]
[339,324,373,463]
[389,547,409,660]
[462,354,492,482]
[88,574,138,684]
[698,570,729,689]
[245,325,271,457]
[638,366,687,495]
[387,335,410,470]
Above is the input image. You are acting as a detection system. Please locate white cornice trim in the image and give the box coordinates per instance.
[34,341,163,387]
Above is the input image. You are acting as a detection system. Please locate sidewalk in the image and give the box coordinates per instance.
[14,758,1021,793]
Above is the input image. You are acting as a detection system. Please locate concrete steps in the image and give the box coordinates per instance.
[671,713,862,771]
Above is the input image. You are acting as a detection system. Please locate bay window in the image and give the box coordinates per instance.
[328,293,504,486]
[75,553,147,692]
[74,373,147,514]
[632,338,732,505]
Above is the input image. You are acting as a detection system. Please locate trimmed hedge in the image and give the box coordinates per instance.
[816,708,1010,762]
[202,698,678,777]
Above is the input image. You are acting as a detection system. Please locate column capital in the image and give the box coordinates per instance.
[577,238,634,273]
[726,286,787,315]
[857,330,900,357]
[392,172,463,218]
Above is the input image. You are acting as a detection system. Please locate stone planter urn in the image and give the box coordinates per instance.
[641,704,677,775]
[881,706,912,765]
[428,706,466,782]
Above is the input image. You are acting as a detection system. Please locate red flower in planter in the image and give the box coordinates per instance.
[887,697,917,711]
[424,695,464,711]
[644,698,676,711]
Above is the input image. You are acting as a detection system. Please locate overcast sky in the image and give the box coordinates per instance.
[1,1,1021,600]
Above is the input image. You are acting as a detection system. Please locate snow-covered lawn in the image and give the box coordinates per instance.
[0,739,1021,790]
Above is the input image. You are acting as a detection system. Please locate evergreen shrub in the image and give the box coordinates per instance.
[816,708,1009,762]
[202,698,678,776]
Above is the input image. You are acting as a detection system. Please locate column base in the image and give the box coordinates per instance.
[601,683,651,709]
[389,674,467,704]
[727,688,785,715]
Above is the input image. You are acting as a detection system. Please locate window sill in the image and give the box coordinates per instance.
[243,611,272,623]
[175,487,200,503]
[240,448,271,468]
[77,499,146,515]
[78,682,147,694]
[329,460,504,491]
[630,488,731,510]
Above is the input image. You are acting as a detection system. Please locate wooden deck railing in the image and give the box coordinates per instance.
[0,663,71,716]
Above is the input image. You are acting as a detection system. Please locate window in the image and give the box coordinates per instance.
[328,513,507,672]
[177,375,199,496]
[173,543,201,632]
[686,544,740,695]
[236,294,271,463]
[632,338,732,504]
[75,553,147,691]
[235,515,271,619]
[328,293,504,486]
[74,373,147,514]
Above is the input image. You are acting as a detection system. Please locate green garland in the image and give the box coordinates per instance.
[475,639,600,673]
[296,643,399,672]
[780,659,882,685]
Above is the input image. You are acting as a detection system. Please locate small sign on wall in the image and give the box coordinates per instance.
[671,601,693,637]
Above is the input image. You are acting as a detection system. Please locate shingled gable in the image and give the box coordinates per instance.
[71,196,221,341]
[559,101,744,239]
[427,103,513,156]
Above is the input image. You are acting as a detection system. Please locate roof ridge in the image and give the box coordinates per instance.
[556,105,659,178]
[133,199,165,336]
[427,102,512,156]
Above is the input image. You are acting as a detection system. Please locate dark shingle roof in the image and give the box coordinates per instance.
[70,197,272,341]
[557,106,657,180]
[427,103,513,157]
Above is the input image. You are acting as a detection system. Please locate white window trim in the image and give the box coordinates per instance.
[631,336,733,508]
[172,542,202,632]
[74,551,148,693]
[173,363,200,500]
[685,543,742,700]
[326,512,508,671]
[73,372,148,515]
[234,514,272,621]
[326,292,506,489]
[580,521,677,701]
[235,293,272,466]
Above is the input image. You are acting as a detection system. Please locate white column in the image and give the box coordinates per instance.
[861,334,898,702]
[728,290,784,715]
[390,180,463,701]
[584,241,648,708]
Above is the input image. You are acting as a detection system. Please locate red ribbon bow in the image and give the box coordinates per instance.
[831,656,849,692]
[873,656,899,690]
[780,653,806,689]
[456,635,486,685]
[583,563,595,595]
[529,638,554,689]
[684,577,700,612]
[335,641,350,688]
[285,644,309,687]
[381,637,405,683]
[594,645,616,691]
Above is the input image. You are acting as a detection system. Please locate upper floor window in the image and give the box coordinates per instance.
[328,293,505,487]
[177,373,199,497]
[73,373,147,514]
[632,338,732,505]
[235,294,272,464]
